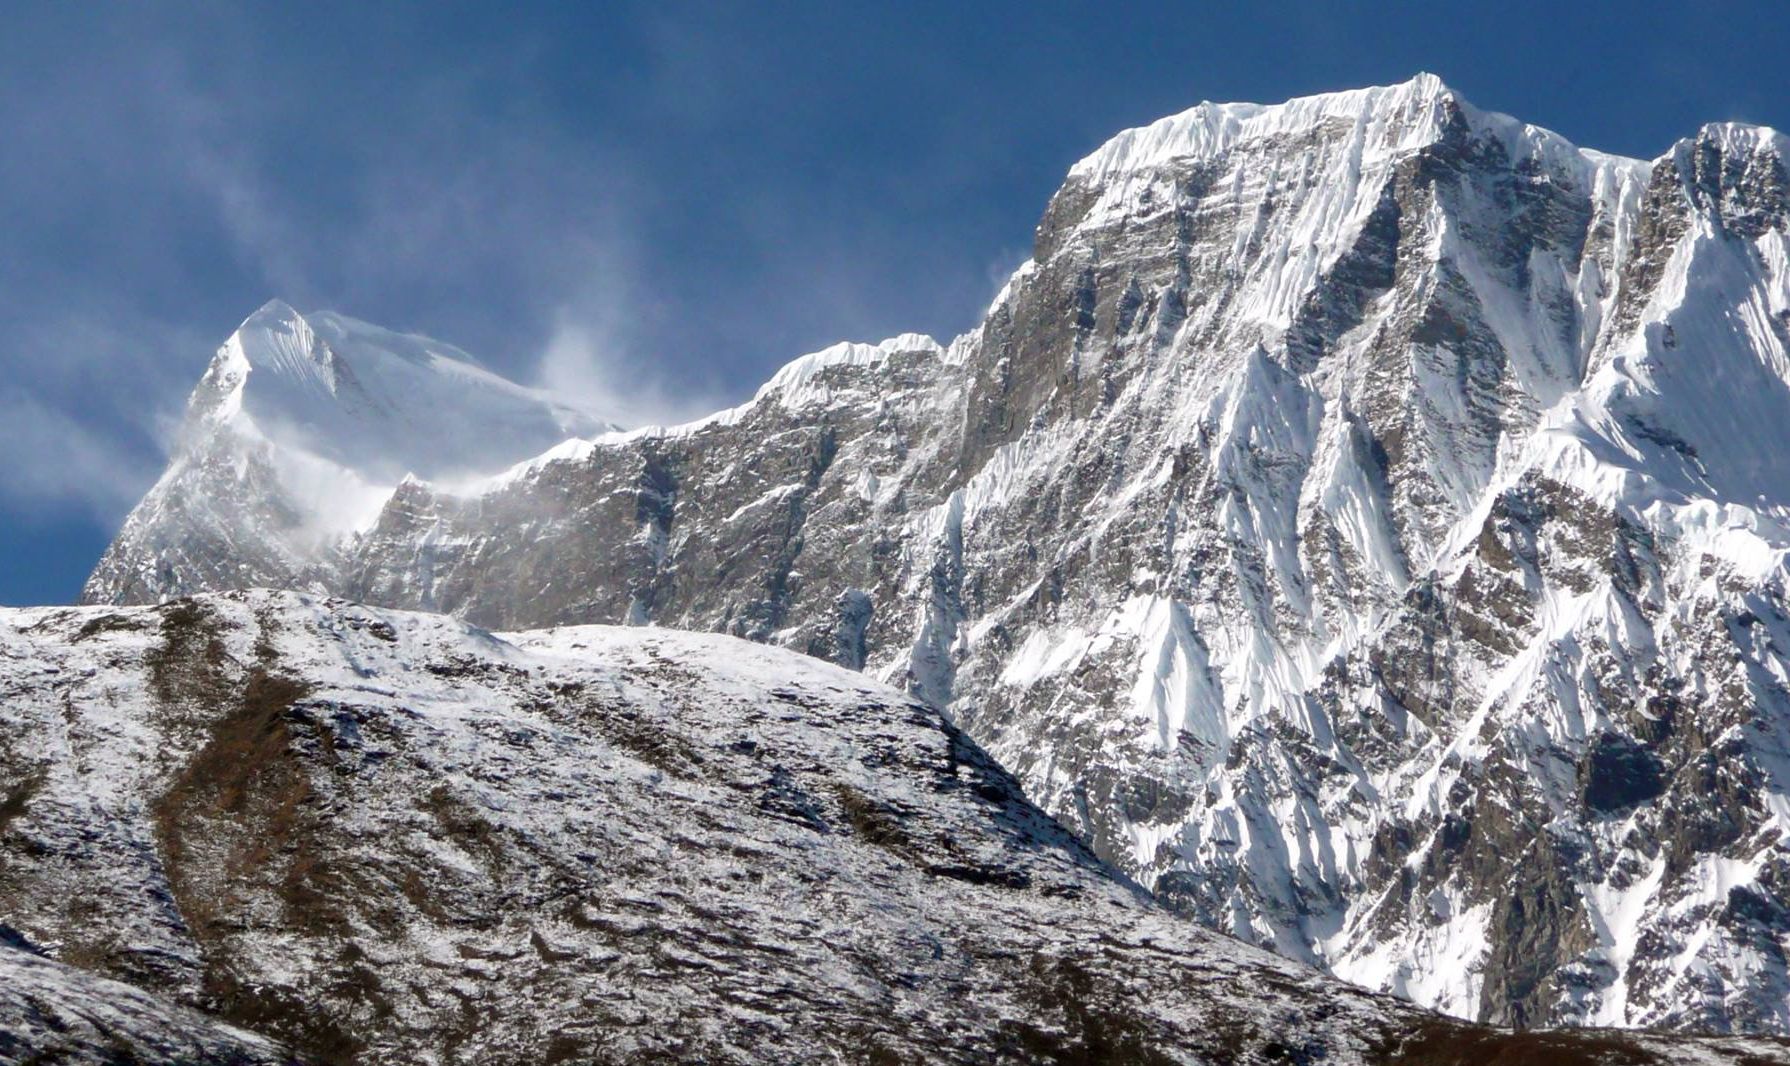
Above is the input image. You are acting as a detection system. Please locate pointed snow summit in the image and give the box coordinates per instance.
[83,302,616,604]
[198,299,614,482]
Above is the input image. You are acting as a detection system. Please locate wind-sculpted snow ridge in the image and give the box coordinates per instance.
[9,593,1779,1065]
[87,76,1790,1032]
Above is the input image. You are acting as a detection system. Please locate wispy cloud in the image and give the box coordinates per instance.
[531,239,734,429]
[0,391,165,522]
[0,11,654,523]
[536,313,730,430]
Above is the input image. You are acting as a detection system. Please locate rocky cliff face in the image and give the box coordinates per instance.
[86,75,1790,1033]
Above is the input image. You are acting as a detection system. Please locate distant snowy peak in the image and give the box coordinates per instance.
[191,299,616,482]
[79,301,626,602]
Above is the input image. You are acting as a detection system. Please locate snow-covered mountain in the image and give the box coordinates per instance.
[23,591,1782,1064]
[86,75,1790,1033]
[85,300,613,604]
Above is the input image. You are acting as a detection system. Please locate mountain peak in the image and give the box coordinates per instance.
[240,297,304,330]
[1403,69,1449,93]
[753,332,943,406]
[1687,119,1790,158]
[1068,73,1470,181]
[1660,121,1790,234]
[200,303,614,483]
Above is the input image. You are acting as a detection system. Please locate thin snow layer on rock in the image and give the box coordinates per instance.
[440,332,947,498]
[753,332,944,406]
[0,939,295,1065]
[4,592,1788,1066]
[82,76,1790,1034]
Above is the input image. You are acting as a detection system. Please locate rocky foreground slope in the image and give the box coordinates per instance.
[3,591,1788,1064]
[86,75,1790,1032]
[0,936,296,1065]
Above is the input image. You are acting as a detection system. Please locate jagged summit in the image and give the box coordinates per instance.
[752,332,944,406]
[82,303,618,605]
[1688,119,1790,154]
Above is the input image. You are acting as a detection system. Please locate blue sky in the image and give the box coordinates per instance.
[3,1,1787,605]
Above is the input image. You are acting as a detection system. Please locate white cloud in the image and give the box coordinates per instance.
[0,8,1001,550]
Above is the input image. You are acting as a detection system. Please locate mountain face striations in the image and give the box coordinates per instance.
[85,75,1790,1034]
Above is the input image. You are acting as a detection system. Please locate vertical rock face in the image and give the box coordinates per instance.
[86,76,1790,1032]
